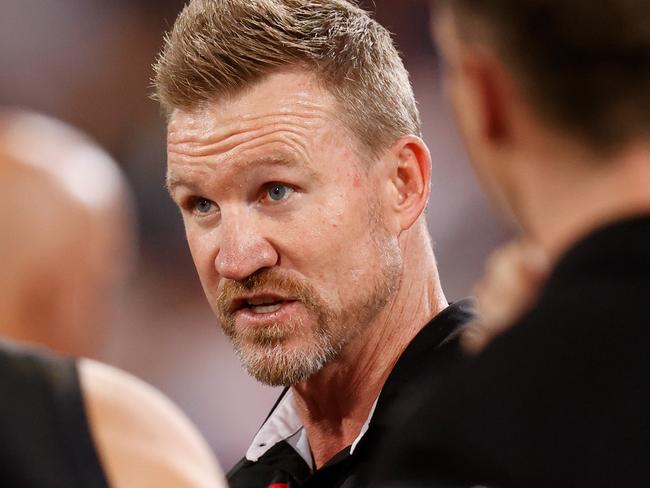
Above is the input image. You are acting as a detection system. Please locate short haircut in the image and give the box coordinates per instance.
[440,0,650,151]
[153,0,421,158]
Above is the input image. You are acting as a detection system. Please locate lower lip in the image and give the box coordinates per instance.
[234,300,303,328]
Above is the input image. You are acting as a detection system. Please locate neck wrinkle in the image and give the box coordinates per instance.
[292,225,446,468]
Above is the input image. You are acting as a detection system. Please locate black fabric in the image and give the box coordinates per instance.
[0,341,109,488]
[227,299,475,488]
[373,215,650,488]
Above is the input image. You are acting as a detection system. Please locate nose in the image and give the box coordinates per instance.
[214,213,279,281]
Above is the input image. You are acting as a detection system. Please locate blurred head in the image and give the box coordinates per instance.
[434,0,650,213]
[0,110,136,357]
[156,0,433,386]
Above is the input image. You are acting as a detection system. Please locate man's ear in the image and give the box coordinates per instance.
[459,47,511,147]
[385,135,432,232]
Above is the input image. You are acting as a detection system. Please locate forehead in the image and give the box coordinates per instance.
[166,70,366,184]
[167,70,342,144]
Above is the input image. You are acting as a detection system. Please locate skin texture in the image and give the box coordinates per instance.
[0,111,134,358]
[167,69,448,467]
[435,8,650,349]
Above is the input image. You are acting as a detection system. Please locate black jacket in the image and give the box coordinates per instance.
[374,215,650,488]
[228,300,475,488]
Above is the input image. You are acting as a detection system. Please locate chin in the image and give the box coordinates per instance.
[235,339,340,386]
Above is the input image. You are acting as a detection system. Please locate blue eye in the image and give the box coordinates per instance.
[266,183,291,202]
[194,198,215,214]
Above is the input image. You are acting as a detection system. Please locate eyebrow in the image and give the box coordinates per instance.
[165,173,191,196]
[165,155,318,196]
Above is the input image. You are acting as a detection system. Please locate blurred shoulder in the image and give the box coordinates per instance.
[80,358,226,488]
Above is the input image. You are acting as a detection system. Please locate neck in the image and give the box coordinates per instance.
[514,139,650,262]
[292,223,447,468]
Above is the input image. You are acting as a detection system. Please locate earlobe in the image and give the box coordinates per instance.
[387,136,432,232]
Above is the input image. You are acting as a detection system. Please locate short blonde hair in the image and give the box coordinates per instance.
[153,0,421,158]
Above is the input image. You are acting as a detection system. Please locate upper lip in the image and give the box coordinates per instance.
[229,293,297,313]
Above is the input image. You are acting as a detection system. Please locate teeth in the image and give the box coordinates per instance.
[250,303,282,314]
[248,297,280,306]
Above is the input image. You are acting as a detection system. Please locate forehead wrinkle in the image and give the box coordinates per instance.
[167,108,326,157]
[167,98,330,138]
[167,120,318,160]
[167,124,313,173]
[169,109,321,139]
[217,127,314,168]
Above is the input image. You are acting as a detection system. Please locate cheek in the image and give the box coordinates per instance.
[285,192,379,278]
[185,227,218,287]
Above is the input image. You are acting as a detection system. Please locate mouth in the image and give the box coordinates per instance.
[230,294,297,315]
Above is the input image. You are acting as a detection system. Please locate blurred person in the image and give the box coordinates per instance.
[0,110,227,487]
[0,341,226,487]
[373,0,650,486]
[0,109,135,358]
[462,239,550,354]
[153,0,475,486]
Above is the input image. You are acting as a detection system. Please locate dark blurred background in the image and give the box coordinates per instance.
[0,0,511,469]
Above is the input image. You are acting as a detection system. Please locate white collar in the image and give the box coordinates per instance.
[246,389,379,469]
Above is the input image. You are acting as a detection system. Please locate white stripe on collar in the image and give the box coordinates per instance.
[350,398,377,454]
[246,389,379,469]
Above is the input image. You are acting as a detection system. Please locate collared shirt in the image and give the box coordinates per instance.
[228,299,475,488]
[246,389,379,470]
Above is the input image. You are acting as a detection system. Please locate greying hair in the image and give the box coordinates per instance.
[153,0,421,158]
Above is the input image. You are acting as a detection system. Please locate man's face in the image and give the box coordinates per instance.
[166,71,402,386]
